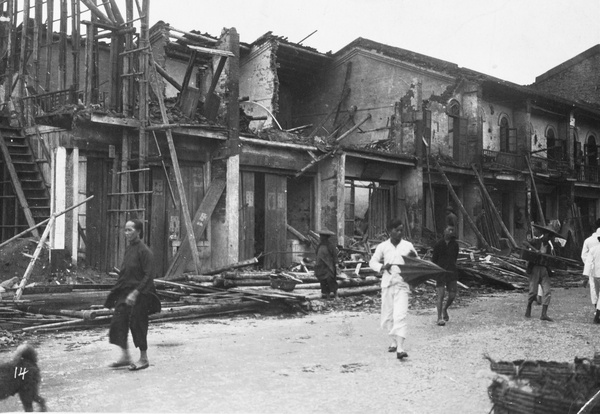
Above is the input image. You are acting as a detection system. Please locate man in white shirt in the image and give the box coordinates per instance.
[369,218,419,360]
[582,218,600,323]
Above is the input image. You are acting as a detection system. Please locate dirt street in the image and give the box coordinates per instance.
[0,285,598,413]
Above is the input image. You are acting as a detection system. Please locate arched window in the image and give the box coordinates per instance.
[499,115,516,153]
[447,100,464,161]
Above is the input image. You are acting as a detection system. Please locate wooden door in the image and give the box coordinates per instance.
[264,174,287,269]
[86,157,110,271]
[239,172,255,261]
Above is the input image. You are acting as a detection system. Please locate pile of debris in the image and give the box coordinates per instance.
[0,228,586,337]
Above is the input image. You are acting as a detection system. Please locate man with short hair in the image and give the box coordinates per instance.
[523,224,557,322]
[369,218,419,360]
[581,218,600,323]
[432,225,459,326]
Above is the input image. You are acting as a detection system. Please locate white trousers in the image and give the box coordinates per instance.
[589,275,600,310]
[381,283,409,339]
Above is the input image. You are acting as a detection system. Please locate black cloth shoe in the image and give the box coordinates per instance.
[396,351,408,360]
[387,346,397,352]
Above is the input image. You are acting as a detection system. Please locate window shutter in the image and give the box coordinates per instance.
[508,128,517,153]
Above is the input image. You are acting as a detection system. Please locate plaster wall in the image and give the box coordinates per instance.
[295,49,454,150]
[429,101,451,157]
[479,100,514,152]
[318,155,344,244]
[239,42,278,129]
[530,114,559,156]
[397,167,423,240]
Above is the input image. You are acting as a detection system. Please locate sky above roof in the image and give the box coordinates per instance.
[141,0,599,86]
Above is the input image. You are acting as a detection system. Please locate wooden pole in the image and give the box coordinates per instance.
[525,155,546,226]
[423,137,437,233]
[44,0,54,92]
[430,156,492,251]
[80,0,114,25]
[58,0,67,90]
[17,0,30,103]
[147,53,202,274]
[108,0,125,25]
[3,0,13,104]
[471,165,517,248]
[15,215,56,300]
[153,61,181,91]
[71,0,80,91]
[334,114,372,142]
[0,195,93,250]
[84,21,93,105]
[122,0,133,115]
[32,0,42,94]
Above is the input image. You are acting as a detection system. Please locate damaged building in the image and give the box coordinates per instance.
[0,1,599,280]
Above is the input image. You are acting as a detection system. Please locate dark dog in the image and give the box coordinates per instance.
[0,343,46,412]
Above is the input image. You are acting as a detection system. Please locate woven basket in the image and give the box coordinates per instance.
[489,359,596,382]
[489,380,597,414]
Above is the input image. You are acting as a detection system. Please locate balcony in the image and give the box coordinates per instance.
[482,150,525,171]
[529,155,570,176]
[576,164,600,183]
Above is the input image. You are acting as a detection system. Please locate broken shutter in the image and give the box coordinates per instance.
[508,128,517,153]
[458,117,468,164]
[264,174,287,269]
[368,186,391,238]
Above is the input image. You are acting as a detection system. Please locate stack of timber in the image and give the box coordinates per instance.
[0,275,309,332]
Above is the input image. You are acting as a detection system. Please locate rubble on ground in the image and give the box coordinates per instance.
[0,232,586,336]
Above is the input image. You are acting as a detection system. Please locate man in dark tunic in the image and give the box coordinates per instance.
[314,229,338,299]
[105,219,161,371]
[432,225,459,326]
[522,224,557,322]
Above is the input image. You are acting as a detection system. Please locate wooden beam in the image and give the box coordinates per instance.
[0,196,93,250]
[206,56,227,99]
[18,0,30,101]
[122,0,133,116]
[166,25,217,43]
[71,0,80,91]
[15,216,55,300]
[84,20,93,105]
[153,61,182,91]
[179,49,197,95]
[4,0,14,104]
[471,165,517,248]
[148,52,202,274]
[164,178,227,279]
[80,0,114,25]
[187,44,235,57]
[334,114,372,143]
[59,0,68,90]
[108,0,125,25]
[430,156,492,251]
[525,155,546,226]
[44,0,54,92]
[32,0,43,94]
